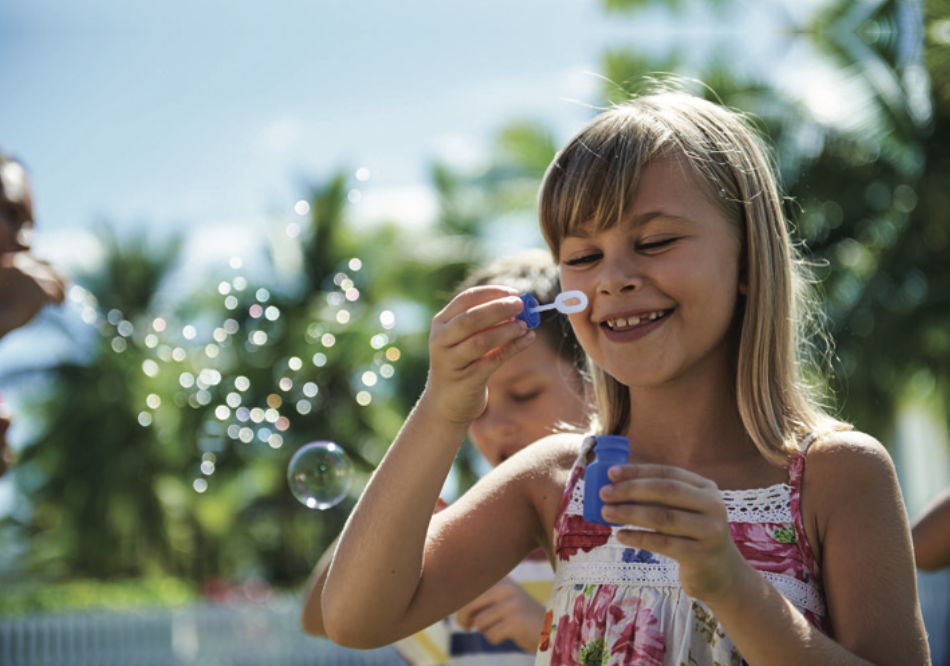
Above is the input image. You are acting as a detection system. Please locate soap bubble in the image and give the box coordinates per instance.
[287,441,353,510]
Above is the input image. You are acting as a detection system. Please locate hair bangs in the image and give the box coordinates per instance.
[540,108,674,260]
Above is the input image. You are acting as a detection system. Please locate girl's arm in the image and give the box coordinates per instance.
[604,431,929,665]
[321,287,545,649]
[912,486,950,571]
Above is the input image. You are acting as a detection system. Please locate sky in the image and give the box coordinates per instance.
[1,0,618,269]
[0,0,837,275]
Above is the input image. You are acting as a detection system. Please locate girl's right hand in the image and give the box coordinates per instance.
[424,286,535,426]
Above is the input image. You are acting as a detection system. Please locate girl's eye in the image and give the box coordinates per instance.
[563,253,601,267]
[512,389,542,403]
[638,237,678,252]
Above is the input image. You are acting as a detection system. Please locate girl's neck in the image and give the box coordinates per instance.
[622,374,769,479]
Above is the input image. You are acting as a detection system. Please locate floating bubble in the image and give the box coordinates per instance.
[287,442,353,510]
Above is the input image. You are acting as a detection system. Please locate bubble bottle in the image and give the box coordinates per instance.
[583,435,631,526]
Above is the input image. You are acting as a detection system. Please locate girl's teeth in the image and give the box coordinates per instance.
[609,311,665,329]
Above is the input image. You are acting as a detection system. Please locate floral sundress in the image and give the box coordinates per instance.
[535,436,829,666]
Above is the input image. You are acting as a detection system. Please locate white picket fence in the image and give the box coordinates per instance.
[0,598,405,666]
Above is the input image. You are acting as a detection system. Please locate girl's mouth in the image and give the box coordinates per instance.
[602,309,672,332]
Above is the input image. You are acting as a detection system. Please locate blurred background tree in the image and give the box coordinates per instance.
[0,0,947,617]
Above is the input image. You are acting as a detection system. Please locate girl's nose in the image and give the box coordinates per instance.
[483,410,517,439]
[598,254,640,295]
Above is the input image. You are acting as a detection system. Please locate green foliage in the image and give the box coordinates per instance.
[0,577,196,616]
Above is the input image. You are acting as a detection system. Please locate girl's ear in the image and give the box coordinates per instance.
[738,271,748,295]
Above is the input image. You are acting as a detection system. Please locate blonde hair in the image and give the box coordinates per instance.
[539,88,849,465]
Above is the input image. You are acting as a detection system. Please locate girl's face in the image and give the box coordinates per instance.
[468,340,587,467]
[558,156,744,391]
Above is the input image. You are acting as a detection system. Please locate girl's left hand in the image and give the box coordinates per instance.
[601,464,749,603]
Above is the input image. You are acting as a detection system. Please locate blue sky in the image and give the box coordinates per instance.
[0,0,837,272]
[1,0,620,263]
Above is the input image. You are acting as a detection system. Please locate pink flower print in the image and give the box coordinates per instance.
[730,522,802,578]
[557,514,613,562]
[606,597,665,665]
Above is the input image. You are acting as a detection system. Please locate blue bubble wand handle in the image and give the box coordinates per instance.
[515,290,588,329]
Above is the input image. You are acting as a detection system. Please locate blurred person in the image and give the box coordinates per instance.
[301,249,592,664]
[0,151,68,476]
[912,487,950,571]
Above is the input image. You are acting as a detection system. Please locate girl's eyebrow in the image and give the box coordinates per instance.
[628,211,693,228]
[565,211,691,240]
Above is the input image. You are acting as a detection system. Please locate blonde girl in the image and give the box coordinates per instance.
[321,87,929,664]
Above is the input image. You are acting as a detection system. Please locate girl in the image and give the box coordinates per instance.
[321,89,930,664]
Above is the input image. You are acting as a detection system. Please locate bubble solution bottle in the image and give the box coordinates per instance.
[583,435,631,526]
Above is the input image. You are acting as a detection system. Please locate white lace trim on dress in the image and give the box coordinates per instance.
[564,474,794,524]
[554,559,826,617]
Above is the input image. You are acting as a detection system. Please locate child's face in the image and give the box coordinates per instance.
[558,156,744,390]
[468,340,587,467]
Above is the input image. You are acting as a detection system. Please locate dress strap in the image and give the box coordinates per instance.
[788,432,825,615]
[799,431,817,454]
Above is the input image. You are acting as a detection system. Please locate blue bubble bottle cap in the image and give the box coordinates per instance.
[514,293,541,329]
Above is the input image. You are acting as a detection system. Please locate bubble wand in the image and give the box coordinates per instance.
[514,290,588,329]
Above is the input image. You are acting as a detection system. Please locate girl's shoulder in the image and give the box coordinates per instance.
[800,429,903,558]
[803,428,893,478]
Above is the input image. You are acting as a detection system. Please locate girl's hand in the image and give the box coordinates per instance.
[424,286,534,425]
[455,576,546,653]
[600,464,749,602]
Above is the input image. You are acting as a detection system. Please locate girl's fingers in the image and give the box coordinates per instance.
[607,463,715,489]
[433,288,524,348]
[434,286,520,325]
[602,500,718,539]
[600,464,728,539]
[450,318,531,367]
[601,476,714,515]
